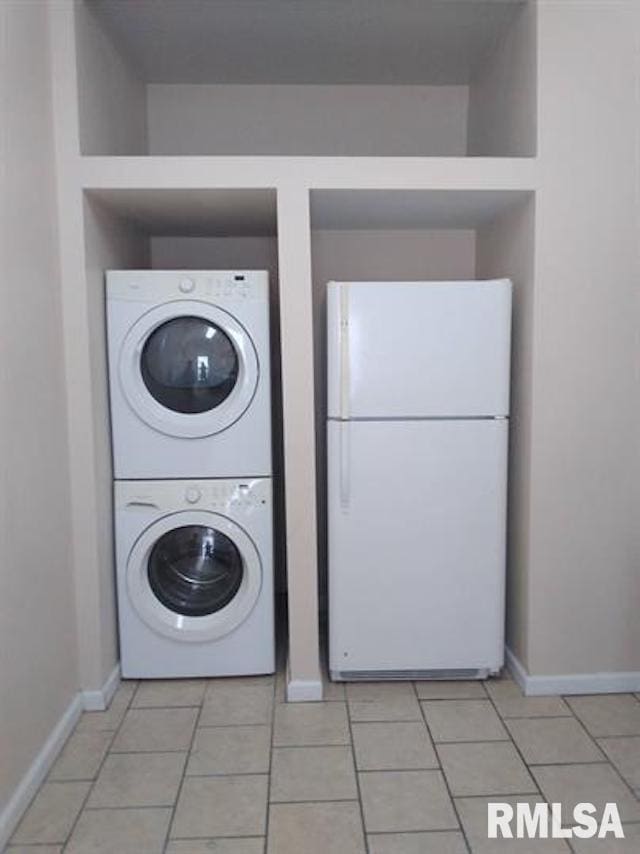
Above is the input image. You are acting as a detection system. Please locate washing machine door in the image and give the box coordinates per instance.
[127,510,262,642]
[119,300,259,438]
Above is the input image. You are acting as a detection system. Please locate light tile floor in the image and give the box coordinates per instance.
[8,664,640,853]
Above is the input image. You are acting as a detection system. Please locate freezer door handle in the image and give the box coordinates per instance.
[339,284,350,419]
[339,421,350,509]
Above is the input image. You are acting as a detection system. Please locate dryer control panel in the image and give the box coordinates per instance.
[107,270,268,303]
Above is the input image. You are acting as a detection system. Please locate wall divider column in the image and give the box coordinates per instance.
[276,184,323,700]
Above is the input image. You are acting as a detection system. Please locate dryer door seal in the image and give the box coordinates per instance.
[119,300,259,438]
[127,510,262,642]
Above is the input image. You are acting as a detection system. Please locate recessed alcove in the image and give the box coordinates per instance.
[76,0,536,157]
[308,189,535,646]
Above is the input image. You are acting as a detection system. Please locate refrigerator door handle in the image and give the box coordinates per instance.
[339,284,350,420]
[339,420,350,509]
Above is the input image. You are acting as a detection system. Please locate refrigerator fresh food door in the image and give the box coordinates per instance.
[327,280,512,419]
[328,418,508,676]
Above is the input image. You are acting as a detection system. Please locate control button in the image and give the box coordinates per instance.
[179,278,195,294]
[185,487,202,504]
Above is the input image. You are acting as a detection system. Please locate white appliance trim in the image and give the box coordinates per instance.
[339,282,350,420]
[506,647,640,696]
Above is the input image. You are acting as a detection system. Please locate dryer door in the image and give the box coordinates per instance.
[119,301,259,438]
[127,510,262,641]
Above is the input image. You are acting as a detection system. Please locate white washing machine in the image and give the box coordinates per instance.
[107,270,271,479]
[115,478,274,678]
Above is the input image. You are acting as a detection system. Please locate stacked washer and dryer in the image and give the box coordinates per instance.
[106,270,274,678]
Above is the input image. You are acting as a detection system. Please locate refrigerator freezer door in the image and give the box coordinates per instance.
[327,280,512,419]
[328,418,508,675]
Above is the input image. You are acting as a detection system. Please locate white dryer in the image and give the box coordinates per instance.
[115,478,274,678]
[107,270,271,479]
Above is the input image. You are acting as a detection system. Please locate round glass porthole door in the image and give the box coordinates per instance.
[119,301,259,439]
[141,317,239,414]
[127,510,263,642]
[148,525,243,617]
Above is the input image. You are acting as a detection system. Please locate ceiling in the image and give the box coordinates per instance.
[90,0,525,85]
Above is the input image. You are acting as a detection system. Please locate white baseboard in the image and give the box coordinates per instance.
[81,664,120,711]
[0,663,121,849]
[0,694,83,850]
[287,679,324,702]
[506,646,640,696]
[286,658,323,702]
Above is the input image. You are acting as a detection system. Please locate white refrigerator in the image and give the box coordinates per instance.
[327,279,512,680]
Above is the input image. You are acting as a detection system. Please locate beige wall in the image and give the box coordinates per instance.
[528,0,640,675]
[0,0,78,815]
[147,84,469,157]
[467,0,537,157]
[477,198,536,665]
[276,187,322,693]
[82,198,149,681]
[75,0,147,155]
[41,0,640,710]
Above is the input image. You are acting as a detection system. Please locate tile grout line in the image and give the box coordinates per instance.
[597,733,640,741]
[500,714,575,720]
[269,797,360,806]
[169,833,264,843]
[345,684,372,854]
[356,766,441,774]
[262,667,277,854]
[131,704,203,710]
[109,747,196,755]
[78,803,183,813]
[483,684,544,800]
[430,738,512,746]
[561,702,640,807]
[368,826,473,837]
[161,690,204,852]
[196,721,275,730]
[444,790,554,800]
[413,680,472,854]
[525,760,609,768]
[59,681,138,853]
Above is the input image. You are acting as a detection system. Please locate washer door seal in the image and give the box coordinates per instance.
[127,510,262,642]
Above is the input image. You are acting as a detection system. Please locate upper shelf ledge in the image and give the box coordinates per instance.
[78,156,539,192]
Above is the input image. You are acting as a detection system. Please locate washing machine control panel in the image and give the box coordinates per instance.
[118,478,270,513]
[184,486,202,504]
[207,481,267,510]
